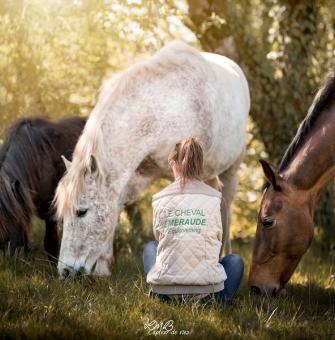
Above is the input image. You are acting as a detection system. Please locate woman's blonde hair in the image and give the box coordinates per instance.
[168,137,204,190]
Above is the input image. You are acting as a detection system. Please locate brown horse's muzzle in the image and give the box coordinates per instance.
[250,283,287,298]
[249,263,286,297]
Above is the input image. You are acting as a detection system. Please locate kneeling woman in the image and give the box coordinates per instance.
[143,137,244,303]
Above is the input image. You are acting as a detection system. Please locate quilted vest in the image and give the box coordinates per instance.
[146,178,227,295]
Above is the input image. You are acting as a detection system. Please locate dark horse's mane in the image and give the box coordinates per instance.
[279,70,335,172]
[0,118,54,239]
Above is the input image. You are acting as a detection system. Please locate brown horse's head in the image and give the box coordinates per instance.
[248,160,314,297]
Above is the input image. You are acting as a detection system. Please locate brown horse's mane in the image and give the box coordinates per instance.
[279,70,335,172]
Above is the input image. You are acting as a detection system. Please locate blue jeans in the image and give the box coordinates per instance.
[143,240,244,303]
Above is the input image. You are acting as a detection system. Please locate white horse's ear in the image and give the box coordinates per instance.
[61,155,72,171]
[90,155,98,175]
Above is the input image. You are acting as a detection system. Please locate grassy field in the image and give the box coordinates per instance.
[0,229,334,339]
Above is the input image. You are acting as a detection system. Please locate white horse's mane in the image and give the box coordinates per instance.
[54,41,203,219]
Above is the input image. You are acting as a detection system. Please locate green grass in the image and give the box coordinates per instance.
[0,237,334,339]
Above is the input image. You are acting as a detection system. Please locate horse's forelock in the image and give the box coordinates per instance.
[54,118,106,220]
[54,163,106,221]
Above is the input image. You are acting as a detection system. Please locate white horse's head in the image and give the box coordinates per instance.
[55,154,117,279]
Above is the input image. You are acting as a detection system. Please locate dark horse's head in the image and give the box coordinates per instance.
[0,119,51,252]
[248,161,314,297]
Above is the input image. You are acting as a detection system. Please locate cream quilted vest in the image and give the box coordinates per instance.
[147,178,227,295]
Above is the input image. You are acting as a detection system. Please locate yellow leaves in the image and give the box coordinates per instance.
[0,0,196,137]
[68,94,92,105]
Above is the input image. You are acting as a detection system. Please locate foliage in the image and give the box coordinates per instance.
[0,0,195,137]
[231,121,266,240]
[187,0,335,159]
[187,0,335,248]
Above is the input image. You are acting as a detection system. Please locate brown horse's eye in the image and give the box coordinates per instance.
[262,217,275,229]
[76,208,88,218]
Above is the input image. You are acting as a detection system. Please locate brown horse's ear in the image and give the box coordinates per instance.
[259,159,282,191]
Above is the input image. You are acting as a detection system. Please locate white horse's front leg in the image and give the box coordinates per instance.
[218,151,245,256]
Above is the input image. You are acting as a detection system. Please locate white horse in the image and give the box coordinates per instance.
[55,41,250,278]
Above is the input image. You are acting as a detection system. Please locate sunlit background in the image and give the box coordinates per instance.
[1,2,335,338]
[1,0,335,248]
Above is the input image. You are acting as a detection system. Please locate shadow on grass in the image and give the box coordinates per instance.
[287,282,335,309]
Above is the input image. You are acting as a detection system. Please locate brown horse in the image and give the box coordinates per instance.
[249,70,335,297]
[0,116,86,260]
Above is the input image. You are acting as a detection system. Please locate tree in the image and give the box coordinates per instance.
[186,0,335,248]
[0,0,193,136]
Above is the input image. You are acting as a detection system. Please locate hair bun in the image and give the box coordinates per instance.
[168,136,204,190]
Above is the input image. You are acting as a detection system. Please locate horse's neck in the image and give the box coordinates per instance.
[281,107,335,203]
[103,126,155,204]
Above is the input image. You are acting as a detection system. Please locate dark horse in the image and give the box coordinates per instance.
[0,116,86,260]
[249,70,335,297]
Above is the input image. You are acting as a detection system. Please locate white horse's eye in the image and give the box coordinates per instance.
[76,208,88,218]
